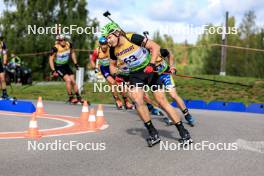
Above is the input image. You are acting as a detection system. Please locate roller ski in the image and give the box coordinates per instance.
[185,114,195,127]
[1,90,11,100]
[146,129,161,147]
[178,128,193,146]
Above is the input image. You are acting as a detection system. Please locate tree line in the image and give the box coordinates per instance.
[153,11,264,78]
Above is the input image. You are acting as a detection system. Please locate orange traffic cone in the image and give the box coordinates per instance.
[80,100,89,122]
[96,104,106,128]
[87,108,97,131]
[36,97,45,115]
[25,112,42,139]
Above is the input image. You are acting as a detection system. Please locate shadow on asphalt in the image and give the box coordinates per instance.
[126,128,180,141]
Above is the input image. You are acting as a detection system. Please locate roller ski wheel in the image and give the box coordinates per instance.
[146,131,161,147]
[185,114,195,127]
[163,117,174,126]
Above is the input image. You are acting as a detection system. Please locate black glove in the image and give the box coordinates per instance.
[75,63,79,70]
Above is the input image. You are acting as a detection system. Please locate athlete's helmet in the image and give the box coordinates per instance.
[56,34,66,41]
[99,36,108,45]
[101,22,120,37]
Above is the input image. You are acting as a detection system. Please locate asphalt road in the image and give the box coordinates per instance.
[0,101,263,176]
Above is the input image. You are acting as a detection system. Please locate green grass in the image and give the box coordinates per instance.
[7,75,264,105]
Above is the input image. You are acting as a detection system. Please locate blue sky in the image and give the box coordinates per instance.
[1,0,264,43]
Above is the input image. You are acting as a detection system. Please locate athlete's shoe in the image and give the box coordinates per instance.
[125,102,134,109]
[147,103,164,116]
[1,94,10,100]
[185,114,195,127]
[151,108,164,116]
[147,103,154,111]
[67,96,78,104]
[77,96,85,104]
[178,128,193,146]
[146,128,161,147]
[114,96,123,110]
[163,117,174,125]
[124,98,134,110]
